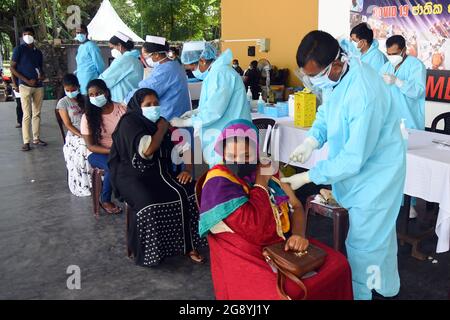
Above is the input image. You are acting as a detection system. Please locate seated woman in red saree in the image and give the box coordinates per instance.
[198,119,353,300]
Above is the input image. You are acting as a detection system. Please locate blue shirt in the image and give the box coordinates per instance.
[138,60,190,121]
[12,44,43,87]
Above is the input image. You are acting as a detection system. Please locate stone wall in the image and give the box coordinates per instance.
[39,43,68,99]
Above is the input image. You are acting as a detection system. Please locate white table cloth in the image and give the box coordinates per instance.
[252,113,450,253]
[405,130,450,253]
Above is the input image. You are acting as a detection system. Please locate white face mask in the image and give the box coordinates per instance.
[388,54,404,68]
[352,40,362,52]
[111,48,122,59]
[146,54,165,68]
[23,35,34,45]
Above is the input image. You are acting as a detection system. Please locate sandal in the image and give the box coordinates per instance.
[33,139,48,147]
[100,202,122,215]
[187,250,206,265]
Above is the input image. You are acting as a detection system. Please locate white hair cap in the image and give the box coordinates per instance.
[146,35,166,45]
[114,31,131,43]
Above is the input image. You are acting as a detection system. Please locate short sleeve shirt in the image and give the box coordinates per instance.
[56,96,83,130]
[80,103,126,149]
[11,44,44,87]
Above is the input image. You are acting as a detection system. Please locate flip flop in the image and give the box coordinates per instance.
[187,251,206,265]
[100,202,122,215]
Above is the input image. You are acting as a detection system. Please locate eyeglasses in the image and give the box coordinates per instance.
[298,50,341,79]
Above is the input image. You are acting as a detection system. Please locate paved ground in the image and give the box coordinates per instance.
[0,100,448,300]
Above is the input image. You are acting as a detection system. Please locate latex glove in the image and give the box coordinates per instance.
[180,109,200,120]
[394,78,404,88]
[289,137,319,164]
[170,117,193,128]
[281,172,311,191]
[382,74,396,85]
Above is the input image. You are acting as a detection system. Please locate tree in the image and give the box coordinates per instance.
[0,0,221,57]
[0,0,103,45]
[134,0,220,41]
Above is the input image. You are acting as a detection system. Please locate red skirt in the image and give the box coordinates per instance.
[208,233,353,300]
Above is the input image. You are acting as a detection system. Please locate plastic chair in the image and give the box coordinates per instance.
[430,112,450,135]
[91,168,104,216]
[125,203,133,258]
[253,118,277,156]
[305,195,349,254]
[54,109,66,144]
[426,113,448,226]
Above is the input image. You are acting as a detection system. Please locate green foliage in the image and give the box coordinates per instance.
[134,0,221,41]
[0,0,221,50]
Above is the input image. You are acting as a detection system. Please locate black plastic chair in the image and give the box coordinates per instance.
[253,118,277,156]
[430,112,450,135]
[54,109,66,144]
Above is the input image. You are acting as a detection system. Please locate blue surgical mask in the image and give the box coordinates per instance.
[75,33,87,43]
[65,90,79,99]
[90,94,108,108]
[193,66,209,81]
[309,68,338,90]
[142,106,161,123]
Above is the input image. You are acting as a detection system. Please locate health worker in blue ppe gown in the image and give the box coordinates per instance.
[380,35,426,131]
[74,24,105,94]
[380,35,426,219]
[281,31,406,301]
[340,23,387,72]
[170,41,252,167]
[126,35,190,121]
[99,31,143,103]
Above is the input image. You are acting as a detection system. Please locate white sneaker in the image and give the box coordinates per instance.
[409,206,418,219]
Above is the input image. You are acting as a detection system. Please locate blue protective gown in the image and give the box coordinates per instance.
[379,56,426,130]
[340,39,387,72]
[192,49,252,166]
[307,62,406,300]
[137,60,190,121]
[75,41,105,94]
[99,50,144,103]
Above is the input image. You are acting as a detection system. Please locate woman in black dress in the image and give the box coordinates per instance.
[109,88,206,267]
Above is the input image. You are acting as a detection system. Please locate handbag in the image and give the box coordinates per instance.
[262,241,327,300]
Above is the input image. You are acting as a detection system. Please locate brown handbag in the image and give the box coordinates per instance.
[262,242,327,300]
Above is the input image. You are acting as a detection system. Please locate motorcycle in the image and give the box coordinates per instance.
[0,71,14,102]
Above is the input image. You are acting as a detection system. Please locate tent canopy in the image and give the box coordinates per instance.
[87,0,144,42]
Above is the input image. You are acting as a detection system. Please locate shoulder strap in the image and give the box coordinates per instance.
[276,267,308,300]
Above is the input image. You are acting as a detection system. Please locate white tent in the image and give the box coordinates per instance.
[87,0,144,42]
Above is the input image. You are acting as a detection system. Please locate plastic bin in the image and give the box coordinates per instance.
[44,85,55,100]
